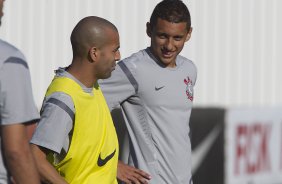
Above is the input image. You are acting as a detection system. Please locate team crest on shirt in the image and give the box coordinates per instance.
[184,77,193,101]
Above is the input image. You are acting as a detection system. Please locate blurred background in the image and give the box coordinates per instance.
[1,0,281,183]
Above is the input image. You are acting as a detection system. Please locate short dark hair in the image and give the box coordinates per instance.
[149,0,191,30]
[70,16,118,57]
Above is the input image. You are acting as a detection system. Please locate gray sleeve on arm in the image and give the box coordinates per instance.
[30,92,74,154]
[0,58,39,125]
[99,60,137,111]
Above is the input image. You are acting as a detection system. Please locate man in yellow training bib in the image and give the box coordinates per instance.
[30,16,120,184]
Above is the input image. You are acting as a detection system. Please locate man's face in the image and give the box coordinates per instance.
[0,0,4,25]
[95,29,120,79]
[147,18,192,68]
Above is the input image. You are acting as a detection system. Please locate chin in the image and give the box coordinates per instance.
[160,58,174,66]
[101,73,112,79]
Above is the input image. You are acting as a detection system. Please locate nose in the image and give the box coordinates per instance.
[164,38,174,50]
[115,50,121,61]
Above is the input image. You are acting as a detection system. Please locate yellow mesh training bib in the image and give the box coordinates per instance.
[46,77,119,184]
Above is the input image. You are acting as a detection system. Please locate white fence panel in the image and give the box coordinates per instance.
[0,0,281,108]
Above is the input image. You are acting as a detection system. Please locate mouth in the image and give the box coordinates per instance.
[161,49,175,58]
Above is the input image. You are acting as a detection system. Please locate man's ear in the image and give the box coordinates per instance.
[88,46,98,63]
[146,22,152,38]
[185,27,193,42]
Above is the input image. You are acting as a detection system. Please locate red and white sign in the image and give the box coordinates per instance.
[225,107,282,184]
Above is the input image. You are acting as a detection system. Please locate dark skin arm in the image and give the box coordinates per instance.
[30,144,68,184]
[117,160,151,184]
[1,122,40,184]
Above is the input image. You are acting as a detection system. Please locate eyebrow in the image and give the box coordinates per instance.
[157,32,185,37]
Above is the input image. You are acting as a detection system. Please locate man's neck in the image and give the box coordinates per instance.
[66,61,97,88]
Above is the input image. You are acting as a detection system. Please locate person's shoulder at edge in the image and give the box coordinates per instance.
[0,39,25,58]
[0,39,16,50]
[0,39,27,70]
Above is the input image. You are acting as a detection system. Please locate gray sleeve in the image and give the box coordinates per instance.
[30,92,74,154]
[0,57,39,125]
[99,60,136,111]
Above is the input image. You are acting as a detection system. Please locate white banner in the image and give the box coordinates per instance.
[225,107,282,184]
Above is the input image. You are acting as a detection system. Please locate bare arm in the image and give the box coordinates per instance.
[117,161,151,184]
[1,122,40,184]
[30,144,68,184]
[26,121,37,140]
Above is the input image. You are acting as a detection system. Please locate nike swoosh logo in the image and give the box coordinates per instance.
[191,125,221,174]
[155,86,165,91]
[97,149,116,167]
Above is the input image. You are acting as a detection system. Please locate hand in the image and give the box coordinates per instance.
[117,161,151,184]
